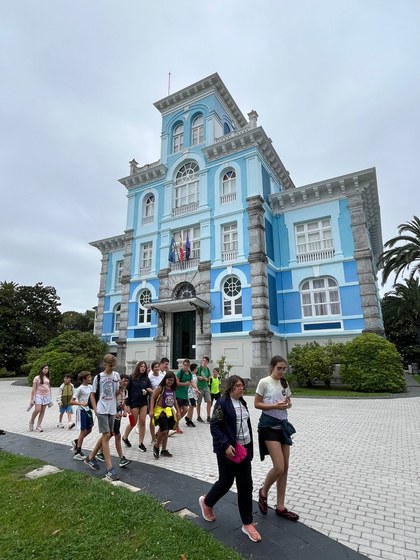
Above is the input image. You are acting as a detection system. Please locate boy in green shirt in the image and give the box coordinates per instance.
[175,359,192,434]
[196,356,211,423]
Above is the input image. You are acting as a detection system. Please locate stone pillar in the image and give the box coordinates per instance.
[155,268,170,360]
[195,260,212,360]
[94,253,109,337]
[246,195,273,384]
[347,190,384,335]
[116,229,134,374]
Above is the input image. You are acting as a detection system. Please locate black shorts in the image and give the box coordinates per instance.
[156,414,176,432]
[211,392,221,403]
[113,417,121,436]
[177,398,189,408]
[188,397,197,407]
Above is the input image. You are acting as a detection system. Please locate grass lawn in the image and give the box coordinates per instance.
[0,451,242,560]
[413,374,420,384]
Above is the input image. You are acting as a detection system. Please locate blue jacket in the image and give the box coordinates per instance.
[210,395,254,461]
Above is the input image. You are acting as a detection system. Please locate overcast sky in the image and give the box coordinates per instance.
[1,1,419,312]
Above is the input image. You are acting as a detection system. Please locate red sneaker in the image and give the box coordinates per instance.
[242,524,261,542]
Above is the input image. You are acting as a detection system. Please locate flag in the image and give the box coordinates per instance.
[179,240,185,262]
[185,231,191,261]
[168,235,176,263]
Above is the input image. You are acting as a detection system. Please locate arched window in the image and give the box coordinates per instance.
[172,122,184,153]
[174,282,196,299]
[138,289,152,324]
[223,276,242,316]
[223,122,231,134]
[174,162,199,211]
[191,115,204,145]
[114,304,121,332]
[221,169,236,203]
[143,194,155,224]
[301,277,341,317]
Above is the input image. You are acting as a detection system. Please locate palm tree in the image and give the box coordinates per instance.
[378,216,420,285]
[382,278,420,346]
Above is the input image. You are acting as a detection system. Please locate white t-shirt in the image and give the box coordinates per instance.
[148,371,165,390]
[92,371,121,415]
[231,397,251,445]
[73,384,93,410]
[255,375,292,421]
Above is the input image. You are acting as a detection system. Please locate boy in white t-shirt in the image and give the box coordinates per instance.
[84,354,121,481]
[70,371,93,460]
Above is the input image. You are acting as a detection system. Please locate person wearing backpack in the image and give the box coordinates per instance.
[84,354,121,481]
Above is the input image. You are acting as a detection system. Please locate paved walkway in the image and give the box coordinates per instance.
[1,379,419,560]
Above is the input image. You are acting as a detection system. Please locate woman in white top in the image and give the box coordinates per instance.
[254,355,298,522]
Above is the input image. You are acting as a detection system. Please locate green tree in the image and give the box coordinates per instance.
[61,310,95,332]
[379,216,420,285]
[340,333,406,393]
[28,331,107,386]
[0,281,61,373]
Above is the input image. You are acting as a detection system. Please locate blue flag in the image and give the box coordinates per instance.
[185,231,191,261]
[168,235,176,263]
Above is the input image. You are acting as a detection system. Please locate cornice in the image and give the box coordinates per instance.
[118,160,167,190]
[89,234,126,254]
[204,125,295,190]
[153,73,248,129]
[269,167,383,263]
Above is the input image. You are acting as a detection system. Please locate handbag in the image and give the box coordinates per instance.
[227,402,248,464]
[228,442,248,464]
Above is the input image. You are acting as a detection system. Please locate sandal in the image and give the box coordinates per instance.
[258,488,268,515]
[275,507,299,522]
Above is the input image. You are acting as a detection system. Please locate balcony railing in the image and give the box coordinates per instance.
[170,257,199,271]
[221,192,236,204]
[172,201,199,217]
[139,266,151,276]
[222,250,238,262]
[296,248,335,263]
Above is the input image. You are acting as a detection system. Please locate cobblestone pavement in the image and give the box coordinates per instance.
[1,379,419,560]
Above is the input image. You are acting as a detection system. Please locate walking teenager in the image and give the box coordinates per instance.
[198,375,261,543]
[148,360,165,444]
[149,372,180,459]
[122,361,152,452]
[84,354,121,481]
[254,355,298,521]
[29,365,52,432]
[70,371,94,460]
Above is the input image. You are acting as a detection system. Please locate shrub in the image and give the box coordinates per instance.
[288,341,343,387]
[0,367,15,378]
[340,333,406,393]
[27,331,107,387]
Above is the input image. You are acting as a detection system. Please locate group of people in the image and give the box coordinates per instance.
[28,353,297,544]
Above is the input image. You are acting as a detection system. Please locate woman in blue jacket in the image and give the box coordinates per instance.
[198,375,261,543]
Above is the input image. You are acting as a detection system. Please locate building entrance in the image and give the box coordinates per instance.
[172,311,196,369]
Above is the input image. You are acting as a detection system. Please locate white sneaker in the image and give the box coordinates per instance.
[29,422,34,432]
[57,423,64,429]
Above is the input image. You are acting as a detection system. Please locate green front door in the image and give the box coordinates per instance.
[172,311,196,369]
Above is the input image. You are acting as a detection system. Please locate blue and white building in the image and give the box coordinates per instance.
[90,73,383,380]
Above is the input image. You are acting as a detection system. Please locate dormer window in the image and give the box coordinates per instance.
[173,122,184,153]
[192,115,204,145]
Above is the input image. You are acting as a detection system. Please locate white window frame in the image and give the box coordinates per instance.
[301,277,341,318]
[170,226,200,263]
[192,115,204,145]
[174,162,199,213]
[223,275,242,317]
[142,194,155,224]
[114,303,121,332]
[172,123,184,153]
[222,222,238,262]
[295,218,334,263]
[138,289,152,325]
[221,169,237,204]
[140,242,152,275]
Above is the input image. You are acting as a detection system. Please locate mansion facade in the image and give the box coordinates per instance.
[90,73,383,381]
